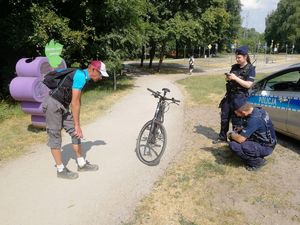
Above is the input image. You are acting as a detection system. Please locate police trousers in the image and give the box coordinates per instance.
[218,93,247,139]
[229,140,274,167]
[42,96,81,149]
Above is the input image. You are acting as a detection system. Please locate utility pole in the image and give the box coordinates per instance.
[243,12,249,38]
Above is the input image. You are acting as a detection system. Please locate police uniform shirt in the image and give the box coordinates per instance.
[230,63,256,83]
[240,107,276,145]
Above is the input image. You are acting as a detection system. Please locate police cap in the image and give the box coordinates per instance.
[235,45,249,55]
[232,97,247,111]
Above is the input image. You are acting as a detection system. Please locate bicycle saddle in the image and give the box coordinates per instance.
[162,88,170,93]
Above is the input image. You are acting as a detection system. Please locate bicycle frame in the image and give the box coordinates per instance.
[148,92,168,144]
[153,98,166,123]
[135,88,180,165]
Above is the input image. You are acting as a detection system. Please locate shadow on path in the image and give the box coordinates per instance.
[61,140,106,166]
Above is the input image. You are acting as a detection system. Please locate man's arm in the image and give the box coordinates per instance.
[71,89,83,138]
[229,132,247,143]
[226,74,253,89]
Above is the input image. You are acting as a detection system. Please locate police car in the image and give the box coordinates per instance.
[248,63,300,141]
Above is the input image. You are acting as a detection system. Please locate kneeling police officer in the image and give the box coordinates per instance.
[227,98,277,171]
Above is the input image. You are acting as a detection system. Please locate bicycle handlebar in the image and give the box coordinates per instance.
[147,88,180,103]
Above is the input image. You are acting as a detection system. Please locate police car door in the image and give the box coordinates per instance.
[286,71,300,138]
[262,70,300,134]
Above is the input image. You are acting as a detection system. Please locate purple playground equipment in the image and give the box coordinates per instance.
[9,77,48,102]
[20,102,44,115]
[9,57,67,127]
[31,115,47,127]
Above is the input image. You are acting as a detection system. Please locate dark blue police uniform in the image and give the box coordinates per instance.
[217,46,256,141]
[229,107,277,168]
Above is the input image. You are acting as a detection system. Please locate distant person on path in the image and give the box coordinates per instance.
[188,55,194,75]
[227,98,277,171]
[213,46,256,144]
[42,60,109,179]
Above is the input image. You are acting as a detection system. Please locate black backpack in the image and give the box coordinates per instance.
[43,68,77,89]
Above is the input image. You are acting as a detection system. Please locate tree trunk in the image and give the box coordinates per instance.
[113,71,117,91]
[149,41,156,69]
[140,45,145,67]
[157,43,166,73]
[176,40,179,58]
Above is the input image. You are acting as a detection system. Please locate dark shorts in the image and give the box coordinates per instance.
[42,96,80,149]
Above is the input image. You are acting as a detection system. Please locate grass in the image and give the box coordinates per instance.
[194,160,226,178]
[177,74,225,105]
[0,100,24,122]
[0,75,134,164]
[177,73,268,105]
[125,72,300,225]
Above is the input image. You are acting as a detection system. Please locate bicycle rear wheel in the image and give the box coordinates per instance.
[136,120,167,166]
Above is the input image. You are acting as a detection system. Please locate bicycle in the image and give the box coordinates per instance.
[136,88,180,166]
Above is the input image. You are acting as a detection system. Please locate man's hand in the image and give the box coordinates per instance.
[74,125,83,139]
[225,73,253,89]
[227,131,236,141]
[226,73,237,81]
[228,131,247,143]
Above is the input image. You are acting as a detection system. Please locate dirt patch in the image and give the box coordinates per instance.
[125,102,300,225]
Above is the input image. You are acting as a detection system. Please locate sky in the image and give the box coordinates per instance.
[240,0,280,33]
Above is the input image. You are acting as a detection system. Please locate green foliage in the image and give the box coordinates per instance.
[201,6,230,44]
[221,0,242,51]
[0,0,245,99]
[265,0,300,53]
[29,3,92,64]
[239,28,265,53]
[0,101,23,123]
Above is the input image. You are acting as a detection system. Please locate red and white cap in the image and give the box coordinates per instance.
[90,60,109,77]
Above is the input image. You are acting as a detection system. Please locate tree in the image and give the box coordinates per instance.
[223,0,242,51]
[265,0,300,53]
[239,28,264,53]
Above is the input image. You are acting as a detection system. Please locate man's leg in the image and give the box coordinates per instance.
[214,98,231,143]
[239,141,267,167]
[72,144,82,158]
[229,141,267,170]
[51,148,63,166]
[63,112,99,172]
[44,97,79,179]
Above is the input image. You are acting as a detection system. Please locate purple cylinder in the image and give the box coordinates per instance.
[21,102,44,115]
[9,77,49,102]
[31,115,46,127]
[16,57,67,77]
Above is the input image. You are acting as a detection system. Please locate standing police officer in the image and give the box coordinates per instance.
[213,45,256,143]
[227,99,277,171]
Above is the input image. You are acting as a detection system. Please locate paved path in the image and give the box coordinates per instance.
[0,75,184,225]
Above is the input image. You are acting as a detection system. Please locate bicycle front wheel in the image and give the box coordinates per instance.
[136,120,167,166]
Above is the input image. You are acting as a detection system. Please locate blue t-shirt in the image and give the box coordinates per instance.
[240,107,276,145]
[72,69,90,90]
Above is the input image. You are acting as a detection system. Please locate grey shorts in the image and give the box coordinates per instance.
[42,96,80,149]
